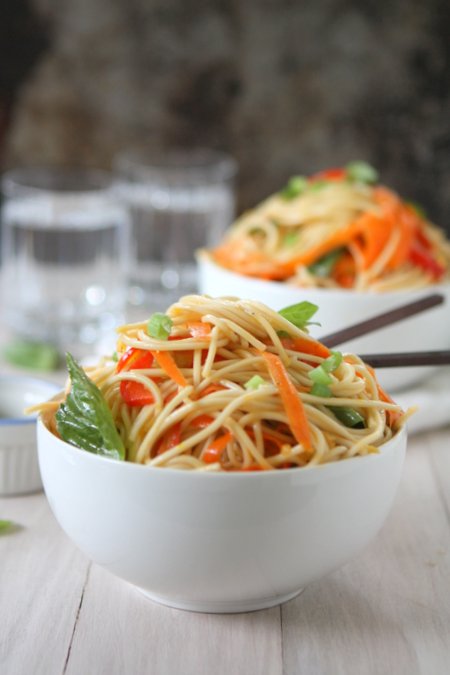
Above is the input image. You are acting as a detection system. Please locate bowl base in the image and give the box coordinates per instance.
[137,587,304,614]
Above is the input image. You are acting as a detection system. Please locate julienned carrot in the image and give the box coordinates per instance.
[197,384,227,398]
[151,350,187,387]
[185,321,212,338]
[276,220,364,273]
[280,336,330,359]
[366,365,402,427]
[203,432,233,463]
[260,351,312,451]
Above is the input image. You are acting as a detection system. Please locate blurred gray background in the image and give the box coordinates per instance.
[0,0,449,226]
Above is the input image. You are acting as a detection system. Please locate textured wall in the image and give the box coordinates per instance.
[1,0,449,226]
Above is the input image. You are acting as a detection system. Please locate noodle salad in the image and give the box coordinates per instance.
[36,296,410,472]
[212,162,450,292]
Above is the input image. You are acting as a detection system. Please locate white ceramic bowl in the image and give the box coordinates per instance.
[38,417,406,613]
[197,251,450,391]
[0,376,60,496]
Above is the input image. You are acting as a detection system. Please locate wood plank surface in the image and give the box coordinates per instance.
[281,432,450,675]
[0,495,89,675]
[65,564,283,675]
[1,430,449,675]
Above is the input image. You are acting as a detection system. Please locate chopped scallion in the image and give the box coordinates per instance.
[244,375,265,390]
[310,383,332,398]
[147,313,173,340]
[346,161,378,184]
[308,248,344,278]
[329,406,365,428]
[280,176,308,200]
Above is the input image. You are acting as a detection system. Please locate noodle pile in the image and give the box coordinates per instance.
[211,165,450,292]
[41,296,407,472]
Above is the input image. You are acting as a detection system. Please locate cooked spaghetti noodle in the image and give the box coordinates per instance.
[39,296,408,472]
[211,163,450,291]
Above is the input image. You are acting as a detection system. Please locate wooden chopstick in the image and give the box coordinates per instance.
[320,293,445,348]
[358,350,450,368]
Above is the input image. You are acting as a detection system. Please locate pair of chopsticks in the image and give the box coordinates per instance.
[319,293,450,368]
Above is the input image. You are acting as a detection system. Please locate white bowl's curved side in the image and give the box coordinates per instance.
[0,377,61,496]
[38,419,406,612]
[198,252,450,391]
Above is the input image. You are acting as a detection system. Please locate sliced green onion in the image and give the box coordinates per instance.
[308,179,329,192]
[278,301,319,329]
[244,375,265,390]
[308,248,344,278]
[407,201,427,220]
[310,383,332,398]
[322,351,343,373]
[309,365,333,386]
[280,175,308,200]
[346,161,378,184]
[147,313,173,340]
[283,231,299,247]
[329,406,365,428]
[111,351,118,362]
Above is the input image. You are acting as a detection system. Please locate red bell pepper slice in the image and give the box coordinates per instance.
[117,348,155,407]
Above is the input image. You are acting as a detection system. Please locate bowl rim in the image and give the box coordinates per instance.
[38,414,407,480]
[0,375,60,426]
[197,249,450,298]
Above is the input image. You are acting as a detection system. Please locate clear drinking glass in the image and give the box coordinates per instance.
[115,148,237,311]
[0,168,130,358]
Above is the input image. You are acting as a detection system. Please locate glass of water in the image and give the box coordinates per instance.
[0,168,130,358]
[115,148,237,311]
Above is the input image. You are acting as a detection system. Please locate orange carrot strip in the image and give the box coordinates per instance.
[260,351,312,451]
[280,336,330,359]
[185,321,212,338]
[151,350,187,387]
[203,432,233,463]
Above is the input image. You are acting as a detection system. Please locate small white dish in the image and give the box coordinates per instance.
[197,251,450,391]
[0,375,60,496]
[38,416,406,613]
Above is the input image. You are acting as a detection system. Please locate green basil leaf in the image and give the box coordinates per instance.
[56,353,125,461]
[308,248,344,278]
[329,406,365,428]
[346,161,378,185]
[278,301,319,329]
[147,313,173,340]
[280,176,308,200]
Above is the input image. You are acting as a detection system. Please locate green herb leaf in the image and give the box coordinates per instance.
[147,313,173,340]
[244,375,265,390]
[56,353,125,460]
[346,161,378,184]
[310,383,332,398]
[111,351,119,362]
[279,301,319,330]
[280,175,308,200]
[3,341,60,371]
[329,406,365,428]
[308,248,344,278]
[0,520,13,534]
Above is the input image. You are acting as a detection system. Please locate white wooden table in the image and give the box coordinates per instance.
[1,426,450,675]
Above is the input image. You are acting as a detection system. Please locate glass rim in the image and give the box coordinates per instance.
[115,147,237,183]
[1,166,115,197]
